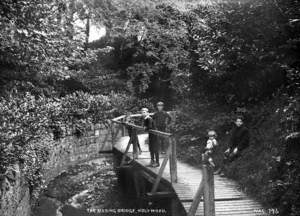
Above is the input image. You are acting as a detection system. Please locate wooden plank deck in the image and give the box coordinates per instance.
[114,134,266,216]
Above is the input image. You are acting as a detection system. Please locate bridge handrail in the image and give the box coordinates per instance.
[188,154,215,216]
[111,112,174,138]
[112,112,215,216]
[111,111,178,185]
[112,120,172,138]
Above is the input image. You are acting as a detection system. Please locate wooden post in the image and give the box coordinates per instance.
[120,139,131,166]
[169,137,178,183]
[111,122,116,145]
[188,179,204,216]
[121,118,126,136]
[202,154,215,216]
[150,144,172,193]
[203,163,210,216]
[208,165,215,216]
[111,122,121,146]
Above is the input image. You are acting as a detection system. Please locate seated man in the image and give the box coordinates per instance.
[218,116,250,176]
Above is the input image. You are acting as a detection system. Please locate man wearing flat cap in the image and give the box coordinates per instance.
[142,107,159,167]
[153,101,172,154]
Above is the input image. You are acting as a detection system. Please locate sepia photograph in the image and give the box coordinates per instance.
[0,0,299,216]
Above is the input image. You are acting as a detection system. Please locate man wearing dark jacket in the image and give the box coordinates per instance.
[152,102,172,154]
[142,108,159,167]
[225,116,250,158]
[217,116,250,176]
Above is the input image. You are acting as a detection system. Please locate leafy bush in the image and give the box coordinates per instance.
[0,89,152,192]
[0,0,98,83]
[0,92,56,188]
[171,2,300,213]
[188,0,299,104]
[174,95,299,216]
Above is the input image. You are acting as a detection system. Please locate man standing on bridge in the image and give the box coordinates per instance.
[141,108,160,167]
[125,112,142,159]
[153,101,172,154]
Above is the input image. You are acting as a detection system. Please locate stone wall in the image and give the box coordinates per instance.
[0,122,113,216]
[43,122,113,183]
[0,164,31,216]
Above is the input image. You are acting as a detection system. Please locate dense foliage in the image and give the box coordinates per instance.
[56,1,193,104]
[0,0,99,88]
[83,0,299,105]
[0,89,152,190]
[0,0,299,215]
[172,1,300,215]
[188,0,299,104]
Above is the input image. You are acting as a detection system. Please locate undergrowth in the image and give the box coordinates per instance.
[174,94,299,216]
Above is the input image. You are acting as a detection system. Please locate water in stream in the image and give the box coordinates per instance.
[33,155,169,216]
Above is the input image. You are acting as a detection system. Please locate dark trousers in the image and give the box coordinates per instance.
[150,151,159,164]
[127,127,141,155]
[131,135,141,154]
[220,149,242,172]
[156,126,168,152]
[224,149,242,162]
[149,134,159,163]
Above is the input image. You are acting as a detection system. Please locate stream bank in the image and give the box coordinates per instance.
[33,156,125,216]
[33,155,169,216]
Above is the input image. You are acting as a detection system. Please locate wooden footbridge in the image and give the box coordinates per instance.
[111,113,267,216]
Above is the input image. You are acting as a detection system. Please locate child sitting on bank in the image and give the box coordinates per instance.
[203,130,218,167]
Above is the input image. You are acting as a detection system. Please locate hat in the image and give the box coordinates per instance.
[157,101,164,106]
[141,107,149,112]
[235,115,244,121]
[208,130,217,137]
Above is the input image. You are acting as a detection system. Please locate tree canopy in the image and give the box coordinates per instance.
[0,0,299,215]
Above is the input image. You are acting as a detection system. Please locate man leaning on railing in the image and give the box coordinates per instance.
[124,112,142,160]
[141,107,160,167]
[153,101,172,154]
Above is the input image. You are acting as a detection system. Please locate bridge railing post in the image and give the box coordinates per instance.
[209,165,215,216]
[188,154,215,216]
[111,122,122,146]
[169,136,178,183]
[121,118,126,136]
[203,154,215,216]
[112,112,177,193]
[120,138,131,166]
[151,143,172,193]
[111,121,117,146]
[188,172,204,216]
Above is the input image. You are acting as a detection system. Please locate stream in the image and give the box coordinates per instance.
[33,155,169,216]
[33,156,131,216]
